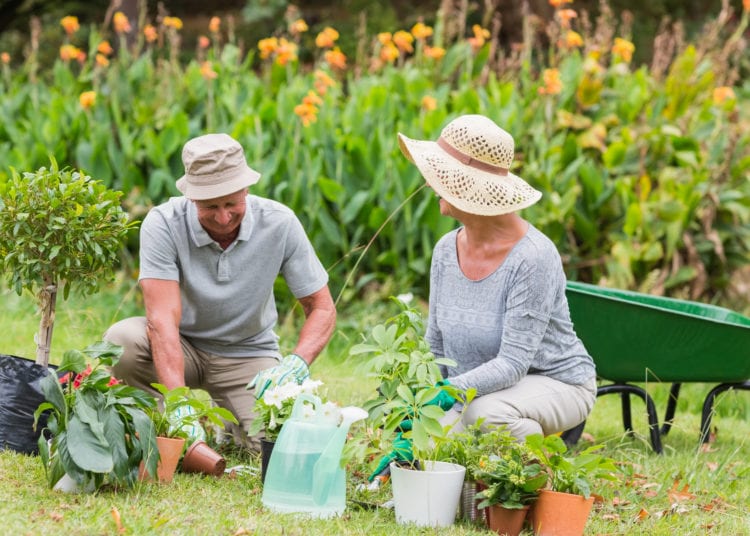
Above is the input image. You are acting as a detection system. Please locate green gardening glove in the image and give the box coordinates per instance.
[426,379,457,411]
[248,354,310,398]
[367,431,414,481]
[167,404,206,444]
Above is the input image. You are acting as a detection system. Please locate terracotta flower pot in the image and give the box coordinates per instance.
[528,489,594,536]
[140,436,185,484]
[487,504,530,536]
[181,440,226,477]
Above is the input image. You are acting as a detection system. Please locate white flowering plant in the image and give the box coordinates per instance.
[247,378,341,441]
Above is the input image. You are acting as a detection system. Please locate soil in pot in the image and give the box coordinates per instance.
[181,440,226,477]
[487,504,530,536]
[528,489,594,536]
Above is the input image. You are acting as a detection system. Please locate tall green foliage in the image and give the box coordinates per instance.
[0,3,748,305]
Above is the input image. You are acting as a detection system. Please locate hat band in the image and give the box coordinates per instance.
[437,137,508,175]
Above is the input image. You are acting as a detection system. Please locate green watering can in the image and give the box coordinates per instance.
[261,393,367,518]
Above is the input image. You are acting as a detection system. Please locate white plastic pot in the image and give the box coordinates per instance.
[390,460,466,527]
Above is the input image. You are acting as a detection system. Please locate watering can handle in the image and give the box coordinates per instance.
[290,393,322,419]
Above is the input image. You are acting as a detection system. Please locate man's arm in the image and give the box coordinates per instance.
[141,278,185,389]
[291,285,336,365]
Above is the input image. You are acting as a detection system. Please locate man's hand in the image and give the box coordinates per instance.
[167,404,206,444]
[248,354,310,398]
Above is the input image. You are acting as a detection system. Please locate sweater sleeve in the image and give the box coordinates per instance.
[448,251,559,396]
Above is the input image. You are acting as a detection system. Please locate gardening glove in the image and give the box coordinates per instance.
[426,379,457,411]
[168,404,206,444]
[367,432,414,482]
[248,354,310,398]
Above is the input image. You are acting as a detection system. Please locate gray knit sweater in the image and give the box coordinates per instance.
[426,225,596,397]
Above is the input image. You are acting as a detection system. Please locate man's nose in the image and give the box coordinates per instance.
[215,208,232,225]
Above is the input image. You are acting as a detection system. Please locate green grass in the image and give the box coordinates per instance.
[1,280,749,535]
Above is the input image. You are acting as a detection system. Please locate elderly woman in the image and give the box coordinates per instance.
[398,114,597,439]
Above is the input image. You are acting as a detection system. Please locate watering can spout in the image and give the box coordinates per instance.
[312,406,368,506]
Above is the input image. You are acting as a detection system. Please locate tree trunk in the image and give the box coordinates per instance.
[35,275,57,366]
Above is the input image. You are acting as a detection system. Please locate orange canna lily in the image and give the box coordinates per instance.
[95,54,109,67]
[424,45,446,60]
[468,24,490,51]
[59,44,80,62]
[302,90,323,107]
[209,16,221,34]
[411,22,433,40]
[712,86,735,105]
[315,27,339,48]
[198,35,210,49]
[314,69,336,95]
[289,18,308,35]
[163,16,183,30]
[60,16,80,36]
[258,37,279,59]
[200,61,217,80]
[294,102,318,127]
[324,47,347,70]
[565,30,584,48]
[113,12,132,34]
[79,90,96,109]
[275,38,298,66]
[1,52,9,64]
[558,9,578,27]
[393,30,414,53]
[143,24,158,43]
[549,0,573,7]
[377,32,393,45]
[612,37,635,62]
[421,95,437,111]
[97,40,114,55]
[744,0,749,11]
[538,68,563,95]
[380,42,400,63]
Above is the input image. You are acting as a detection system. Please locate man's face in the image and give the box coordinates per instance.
[193,189,247,239]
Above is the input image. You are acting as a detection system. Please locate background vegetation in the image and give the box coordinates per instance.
[0,0,748,308]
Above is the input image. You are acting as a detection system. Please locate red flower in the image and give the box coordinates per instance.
[59,372,72,385]
[107,377,120,387]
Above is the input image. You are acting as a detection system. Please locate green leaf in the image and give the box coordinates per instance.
[66,416,114,473]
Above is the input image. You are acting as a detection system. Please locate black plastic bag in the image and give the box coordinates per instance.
[0,354,54,455]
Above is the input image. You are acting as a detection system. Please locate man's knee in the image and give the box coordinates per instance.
[104,316,148,352]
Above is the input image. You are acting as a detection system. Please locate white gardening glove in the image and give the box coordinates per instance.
[248,354,310,398]
[167,403,206,444]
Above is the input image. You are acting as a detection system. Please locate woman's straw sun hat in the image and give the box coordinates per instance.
[398,115,541,216]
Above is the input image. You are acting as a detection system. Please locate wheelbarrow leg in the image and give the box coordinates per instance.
[621,392,633,433]
[598,384,663,454]
[661,383,682,436]
[700,381,750,444]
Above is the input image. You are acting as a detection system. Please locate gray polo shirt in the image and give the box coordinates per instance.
[139,195,329,357]
[427,225,596,396]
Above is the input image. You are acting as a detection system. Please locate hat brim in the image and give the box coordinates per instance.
[398,133,542,216]
[176,165,260,200]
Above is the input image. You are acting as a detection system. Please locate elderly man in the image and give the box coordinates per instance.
[105,133,336,450]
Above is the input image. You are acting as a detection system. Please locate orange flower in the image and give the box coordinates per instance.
[538,68,562,95]
[59,44,80,62]
[380,42,399,63]
[315,27,339,48]
[79,90,96,109]
[744,0,750,11]
[76,50,87,64]
[302,90,323,107]
[113,12,132,34]
[314,69,336,95]
[209,16,221,34]
[163,17,183,30]
[97,40,114,55]
[60,16,80,36]
[424,45,446,60]
[143,24,158,43]
[258,37,278,59]
[289,18,308,36]
[557,9,577,27]
[0,52,9,64]
[468,24,490,51]
[198,35,210,49]
[95,53,109,67]
[549,0,573,7]
[294,102,318,127]
[411,22,433,40]
[324,47,347,70]
[564,30,584,48]
[712,86,735,105]
[275,38,298,66]
[377,32,392,45]
[611,37,635,62]
[200,61,217,80]
[421,95,437,111]
[393,30,414,53]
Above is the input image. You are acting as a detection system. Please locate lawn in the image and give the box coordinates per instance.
[1,280,749,535]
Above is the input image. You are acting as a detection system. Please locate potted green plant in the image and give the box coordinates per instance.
[33,341,158,492]
[524,434,619,536]
[247,378,331,481]
[472,433,549,536]
[0,160,136,454]
[350,299,474,527]
[143,383,237,482]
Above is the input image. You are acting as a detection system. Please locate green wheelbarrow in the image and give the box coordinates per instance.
[562,281,750,453]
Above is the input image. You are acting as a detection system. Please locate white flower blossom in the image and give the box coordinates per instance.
[319,401,342,425]
[300,401,317,420]
[396,292,414,304]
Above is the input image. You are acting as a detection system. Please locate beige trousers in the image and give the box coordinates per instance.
[442,374,598,440]
[104,316,278,452]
